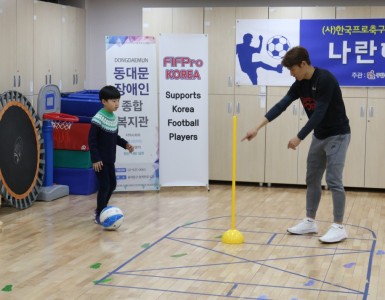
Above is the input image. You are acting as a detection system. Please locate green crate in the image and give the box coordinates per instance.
[53,150,92,169]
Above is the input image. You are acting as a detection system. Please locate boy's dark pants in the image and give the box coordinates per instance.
[95,163,116,216]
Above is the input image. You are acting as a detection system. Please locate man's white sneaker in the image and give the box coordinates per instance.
[287,218,318,235]
[319,223,347,243]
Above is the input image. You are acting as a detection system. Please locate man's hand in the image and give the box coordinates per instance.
[287,136,301,150]
[241,118,268,142]
[241,128,258,142]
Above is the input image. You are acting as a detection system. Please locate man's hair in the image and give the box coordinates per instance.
[99,85,121,102]
[281,46,312,68]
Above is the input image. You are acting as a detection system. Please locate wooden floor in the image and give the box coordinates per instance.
[0,183,384,300]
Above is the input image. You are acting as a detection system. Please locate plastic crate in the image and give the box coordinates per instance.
[61,91,102,118]
[53,149,92,169]
[54,167,98,195]
[53,122,90,151]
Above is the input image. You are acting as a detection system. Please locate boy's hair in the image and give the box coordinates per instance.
[99,85,121,102]
[281,46,312,68]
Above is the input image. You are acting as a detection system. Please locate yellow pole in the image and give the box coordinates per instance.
[221,114,244,244]
[231,115,237,230]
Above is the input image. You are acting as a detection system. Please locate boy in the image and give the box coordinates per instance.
[242,46,351,243]
[88,85,134,224]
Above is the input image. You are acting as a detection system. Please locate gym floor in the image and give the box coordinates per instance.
[0,183,384,299]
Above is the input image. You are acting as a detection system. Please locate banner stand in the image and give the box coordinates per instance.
[158,34,209,188]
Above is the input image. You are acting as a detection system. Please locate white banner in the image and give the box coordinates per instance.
[159,34,208,187]
[106,36,159,191]
[236,19,300,86]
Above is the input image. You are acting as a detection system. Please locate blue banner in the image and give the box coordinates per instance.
[300,19,385,86]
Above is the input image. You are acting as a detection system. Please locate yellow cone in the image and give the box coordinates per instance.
[222,229,244,244]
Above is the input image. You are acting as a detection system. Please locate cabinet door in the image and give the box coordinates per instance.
[236,95,266,183]
[75,7,86,92]
[265,93,299,184]
[297,6,336,186]
[297,106,312,185]
[342,98,366,187]
[260,7,301,185]
[298,97,366,188]
[365,98,385,188]
[172,8,203,34]
[204,7,235,95]
[142,7,172,48]
[0,0,17,91]
[61,6,85,92]
[209,95,266,183]
[16,0,33,95]
[33,1,62,93]
[208,95,234,181]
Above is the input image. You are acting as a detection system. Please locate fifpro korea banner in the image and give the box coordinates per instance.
[106,36,159,191]
[236,18,385,86]
[159,34,208,187]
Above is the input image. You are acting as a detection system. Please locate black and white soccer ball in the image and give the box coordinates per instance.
[266,35,290,59]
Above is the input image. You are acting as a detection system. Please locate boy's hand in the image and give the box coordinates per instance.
[126,143,134,153]
[93,161,103,172]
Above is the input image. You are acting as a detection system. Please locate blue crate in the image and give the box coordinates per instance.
[54,167,99,195]
[61,90,102,118]
[63,90,100,99]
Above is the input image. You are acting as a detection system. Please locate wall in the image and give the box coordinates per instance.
[84,0,385,89]
[85,0,142,89]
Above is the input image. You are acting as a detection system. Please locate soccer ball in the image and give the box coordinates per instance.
[266,35,290,59]
[100,206,124,230]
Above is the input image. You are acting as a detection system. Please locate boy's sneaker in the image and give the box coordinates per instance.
[94,214,101,225]
[287,218,318,235]
[319,223,347,243]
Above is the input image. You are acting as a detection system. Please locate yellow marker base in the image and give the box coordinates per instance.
[221,229,244,244]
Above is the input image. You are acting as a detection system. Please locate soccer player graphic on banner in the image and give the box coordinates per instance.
[236,33,283,85]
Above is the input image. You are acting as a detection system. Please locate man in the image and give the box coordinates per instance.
[242,46,351,243]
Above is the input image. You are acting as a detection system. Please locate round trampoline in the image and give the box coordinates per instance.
[0,91,45,209]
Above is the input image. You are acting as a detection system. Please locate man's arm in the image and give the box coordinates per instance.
[242,91,297,142]
[241,117,269,141]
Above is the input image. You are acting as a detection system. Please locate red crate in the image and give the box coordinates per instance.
[53,122,90,151]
